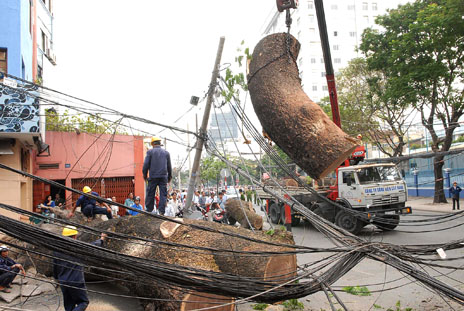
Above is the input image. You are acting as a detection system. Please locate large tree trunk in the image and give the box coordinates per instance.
[225,198,263,229]
[28,215,296,311]
[247,33,358,179]
[433,155,447,203]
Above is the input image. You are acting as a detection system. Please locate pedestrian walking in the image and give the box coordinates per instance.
[449,182,462,210]
[53,226,106,311]
[0,245,25,293]
[143,137,172,215]
[68,186,112,221]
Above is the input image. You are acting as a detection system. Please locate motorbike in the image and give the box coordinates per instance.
[197,203,228,224]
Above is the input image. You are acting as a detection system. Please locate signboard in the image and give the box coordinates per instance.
[2,77,17,88]
[220,168,231,178]
[364,184,404,194]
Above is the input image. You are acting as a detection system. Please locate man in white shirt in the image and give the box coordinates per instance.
[166,192,181,217]
[205,192,216,212]
[193,191,200,208]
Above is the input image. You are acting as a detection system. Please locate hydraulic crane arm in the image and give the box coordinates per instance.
[314,0,341,129]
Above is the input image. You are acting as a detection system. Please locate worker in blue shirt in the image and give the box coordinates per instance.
[0,245,25,293]
[143,137,172,215]
[68,186,112,221]
[53,226,106,311]
[449,181,462,210]
[129,196,145,216]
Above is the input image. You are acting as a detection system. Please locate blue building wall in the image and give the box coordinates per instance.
[0,0,33,81]
[405,153,464,198]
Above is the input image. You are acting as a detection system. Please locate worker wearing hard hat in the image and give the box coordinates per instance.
[68,186,112,221]
[0,245,26,293]
[143,136,172,215]
[53,226,107,311]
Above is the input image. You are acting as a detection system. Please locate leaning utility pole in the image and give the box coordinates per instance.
[184,36,225,213]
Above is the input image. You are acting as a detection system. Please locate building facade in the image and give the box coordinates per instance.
[33,132,146,215]
[263,0,408,103]
[209,110,239,143]
[0,0,56,220]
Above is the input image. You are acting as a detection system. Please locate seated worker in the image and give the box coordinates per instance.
[0,245,25,293]
[68,186,112,221]
[128,196,145,216]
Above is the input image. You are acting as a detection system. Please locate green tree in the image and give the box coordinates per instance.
[45,109,126,135]
[260,145,295,179]
[199,155,227,186]
[321,57,412,157]
[360,0,464,203]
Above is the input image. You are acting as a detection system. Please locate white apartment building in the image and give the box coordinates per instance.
[263,0,408,103]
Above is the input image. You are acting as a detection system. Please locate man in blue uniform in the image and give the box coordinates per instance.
[449,181,462,210]
[68,186,112,221]
[53,226,106,311]
[0,245,25,293]
[143,137,172,214]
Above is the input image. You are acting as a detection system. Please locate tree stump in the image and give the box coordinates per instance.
[248,33,358,179]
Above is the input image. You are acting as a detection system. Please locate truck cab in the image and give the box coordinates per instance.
[338,163,407,210]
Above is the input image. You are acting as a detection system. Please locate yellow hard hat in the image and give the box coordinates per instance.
[151,136,162,143]
[83,186,92,193]
[62,225,78,237]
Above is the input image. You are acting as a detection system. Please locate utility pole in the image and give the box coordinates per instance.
[184,36,225,213]
[187,123,191,184]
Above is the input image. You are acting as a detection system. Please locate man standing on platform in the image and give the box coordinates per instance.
[143,137,172,215]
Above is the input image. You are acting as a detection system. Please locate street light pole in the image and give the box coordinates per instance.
[184,36,226,213]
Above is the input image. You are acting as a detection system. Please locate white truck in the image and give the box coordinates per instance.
[258,163,411,234]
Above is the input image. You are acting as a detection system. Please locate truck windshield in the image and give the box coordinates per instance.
[356,166,402,184]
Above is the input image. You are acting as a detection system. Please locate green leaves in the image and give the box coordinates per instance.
[45,109,126,135]
[342,285,371,296]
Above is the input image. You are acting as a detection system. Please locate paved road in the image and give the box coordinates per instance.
[286,210,464,311]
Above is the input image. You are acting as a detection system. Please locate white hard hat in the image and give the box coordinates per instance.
[0,245,9,252]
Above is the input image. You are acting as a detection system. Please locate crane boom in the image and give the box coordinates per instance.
[314,0,341,129]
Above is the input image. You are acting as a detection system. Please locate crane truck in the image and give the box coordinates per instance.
[259,0,412,234]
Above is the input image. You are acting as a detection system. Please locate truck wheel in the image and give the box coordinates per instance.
[269,203,281,224]
[335,210,365,235]
[374,215,400,231]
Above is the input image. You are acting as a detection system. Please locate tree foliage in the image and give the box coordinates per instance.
[45,109,126,135]
[260,145,295,179]
[199,155,227,185]
[321,57,413,157]
[360,0,464,202]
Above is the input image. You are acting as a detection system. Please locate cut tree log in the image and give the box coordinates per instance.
[225,198,263,230]
[24,215,296,311]
[247,33,358,180]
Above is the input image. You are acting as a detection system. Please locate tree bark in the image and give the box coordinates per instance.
[225,198,263,230]
[28,215,296,311]
[433,155,447,203]
[247,33,358,179]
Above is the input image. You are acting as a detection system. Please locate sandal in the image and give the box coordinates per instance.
[1,288,11,293]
